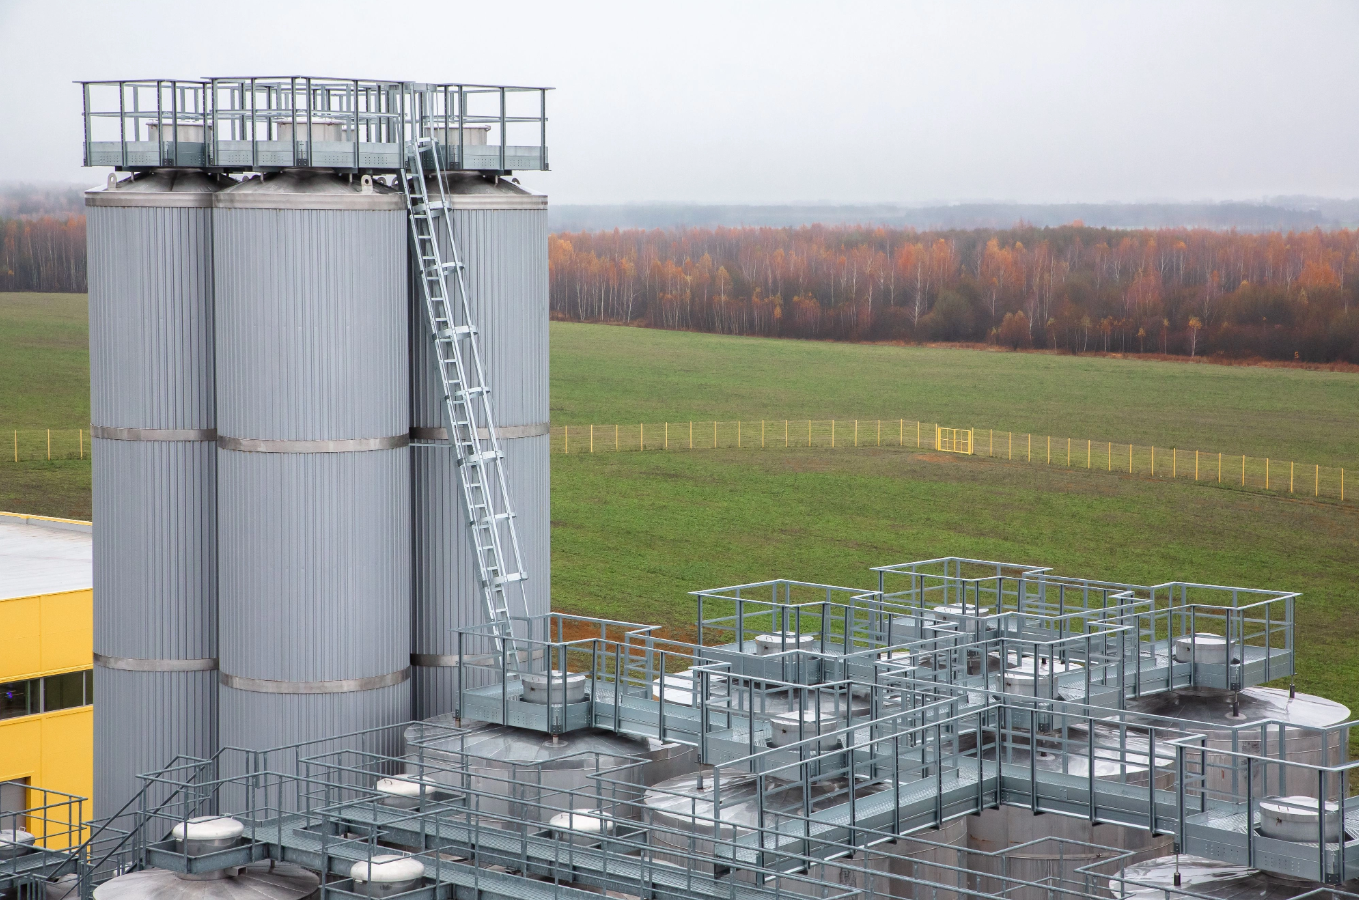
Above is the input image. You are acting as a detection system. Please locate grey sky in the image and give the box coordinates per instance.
[1,0,1355,205]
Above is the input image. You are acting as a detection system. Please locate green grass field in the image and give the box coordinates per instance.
[552,322,1359,467]
[3,294,1358,714]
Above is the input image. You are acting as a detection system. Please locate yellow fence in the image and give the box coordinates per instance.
[553,419,1350,504]
[5,429,88,462]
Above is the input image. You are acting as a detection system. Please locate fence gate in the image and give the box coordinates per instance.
[937,426,973,455]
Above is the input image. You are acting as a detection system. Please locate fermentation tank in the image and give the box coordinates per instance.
[87,170,223,817]
[404,717,693,825]
[1125,687,1349,797]
[213,171,412,750]
[1118,855,1359,900]
[91,863,319,900]
[643,770,891,892]
[410,174,549,719]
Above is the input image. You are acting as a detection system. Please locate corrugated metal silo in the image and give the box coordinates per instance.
[86,170,223,818]
[410,174,549,719]
[213,172,412,751]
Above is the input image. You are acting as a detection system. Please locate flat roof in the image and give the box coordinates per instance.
[0,513,92,602]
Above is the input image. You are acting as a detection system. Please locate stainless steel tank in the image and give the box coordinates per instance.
[92,862,319,900]
[642,769,890,890]
[1118,855,1359,900]
[966,719,1177,900]
[1124,687,1349,798]
[409,174,549,720]
[214,171,411,752]
[86,169,223,817]
[403,717,694,825]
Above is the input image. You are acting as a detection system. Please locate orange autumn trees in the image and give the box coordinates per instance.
[549,223,1359,362]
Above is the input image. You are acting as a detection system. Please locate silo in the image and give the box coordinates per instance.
[409,174,549,719]
[86,170,223,818]
[213,172,411,751]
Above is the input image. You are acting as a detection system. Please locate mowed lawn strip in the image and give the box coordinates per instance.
[0,293,90,427]
[551,322,1359,468]
[551,447,1359,715]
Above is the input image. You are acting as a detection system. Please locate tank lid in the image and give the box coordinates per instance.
[408,720,674,767]
[92,862,319,900]
[428,173,546,210]
[0,829,35,846]
[86,171,224,208]
[350,854,425,884]
[1126,686,1349,730]
[375,777,435,798]
[170,816,244,842]
[216,171,403,211]
[549,810,610,835]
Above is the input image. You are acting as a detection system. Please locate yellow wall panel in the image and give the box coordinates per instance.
[0,596,42,680]
[0,716,43,781]
[41,708,94,808]
[40,590,93,674]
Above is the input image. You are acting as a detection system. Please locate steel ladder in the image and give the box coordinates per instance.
[401,136,526,674]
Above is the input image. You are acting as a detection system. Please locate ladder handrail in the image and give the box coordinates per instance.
[401,134,528,674]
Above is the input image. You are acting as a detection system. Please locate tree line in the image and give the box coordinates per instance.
[0,216,87,293]
[5,212,1359,362]
[550,224,1359,362]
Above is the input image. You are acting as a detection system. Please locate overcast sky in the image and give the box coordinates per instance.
[1,0,1356,205]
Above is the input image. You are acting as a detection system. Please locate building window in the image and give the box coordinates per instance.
[0,670,93,720]
[0,680,35,719]
[43,672,85,711]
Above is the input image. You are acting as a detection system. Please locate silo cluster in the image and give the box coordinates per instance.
[87,168,550,813]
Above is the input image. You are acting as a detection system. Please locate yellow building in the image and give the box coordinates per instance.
[0,511,93,825]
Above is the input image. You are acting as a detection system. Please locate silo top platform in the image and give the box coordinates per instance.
[79,77,550,174]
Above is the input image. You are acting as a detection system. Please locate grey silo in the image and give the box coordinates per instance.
[213,172,412,752]
[86,170,222,818]
[410,175,550,719]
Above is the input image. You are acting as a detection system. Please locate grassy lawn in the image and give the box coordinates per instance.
[2,294,1356,713]
[551,447,1359,715]
[0,292,89,427]
[552,322,1359,468]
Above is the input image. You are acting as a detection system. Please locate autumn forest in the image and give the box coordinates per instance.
[550,224,1359,362]
[5,208,1359,362]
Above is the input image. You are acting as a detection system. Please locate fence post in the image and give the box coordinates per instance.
[737,420,741,448]
[665,422,668,450]
[590,424,593,453]
[1009,431,1012,460]
[641,423,644,451]
[12,430,16,463]
[47,429,51,461]
[785,419,788,447]
[1151,446,1155,475]
[1266,458,1270,490]
[877,419,881,447]
[831,420,835,449]
[854,419,858,448]
[762,420,765,449]
[1028,433,1031,462]
[1108,441,1111,471]
[1289,461,1294,494]
[1315,464,1319,497]
[616,424,620,451]
[899,419,903,446]
[808,419,811,447]
[80,428,84,460]
[1172,449,1176,479]
[1242,455,1246,486]
[690,421,693,449]
[565,426,569,454]
[1087,439,1091,469]
[1195,450,1199,481]
[917,421,921,448]
[1342,468,1345,502]
[1218,452,1221,483]
[713,421,716,449]
[990,429,994,456]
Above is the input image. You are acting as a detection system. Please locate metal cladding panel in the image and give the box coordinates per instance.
[217,448,411,683]
[410,205,548,429]
[411,434,549,720]
[93,667,217,819]
[214,206,408,441]
[218,681,408,754]
[86,205,215,430]
[92,439,216,658]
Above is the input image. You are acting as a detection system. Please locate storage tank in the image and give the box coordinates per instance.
[966,686,1349,900]
[965,720,1177,900]
[403,717,694,825]
[213,171,412,751]
[87,170,223,817]
[91,862,319,900]
[409,174,549,719]
[642,770,890,889]
[1124,687,1349,797]
[1117,855,1359,900]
